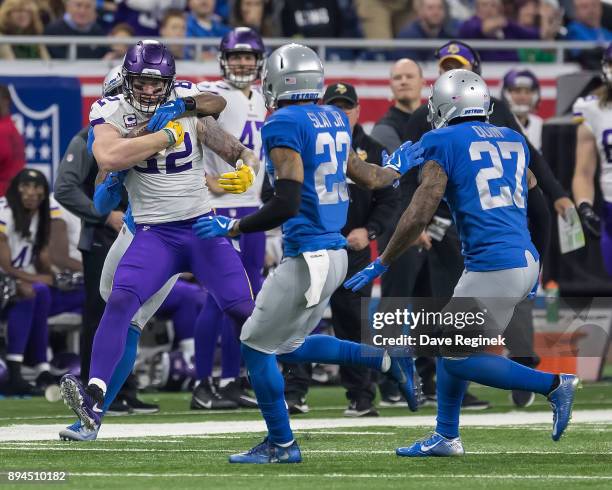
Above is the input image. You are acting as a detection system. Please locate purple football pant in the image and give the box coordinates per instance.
[5,284,84,365]
[601,201,612,276]
[89,215,255,388]
[194,206,265,380]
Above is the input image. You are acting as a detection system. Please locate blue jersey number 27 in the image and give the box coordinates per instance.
[314,131,350,205]
[469,141,526,210]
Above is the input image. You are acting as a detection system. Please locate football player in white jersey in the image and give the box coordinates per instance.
[59,40,260,432]
[502,69,543,151]
[572,42,612,275]
[0,170,82,396]
[191,27,268,409]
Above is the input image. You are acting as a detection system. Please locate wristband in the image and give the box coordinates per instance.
[162,128,176,146]
[183,96,196,112]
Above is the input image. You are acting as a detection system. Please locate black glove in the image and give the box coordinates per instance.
[578,202,601,238]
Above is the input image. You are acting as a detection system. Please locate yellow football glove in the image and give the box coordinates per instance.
[162,120,185,147]
[218,160,256,194]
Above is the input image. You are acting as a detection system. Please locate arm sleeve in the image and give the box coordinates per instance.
[54,133,108,224]
[496,99,568,201]
[370,124,402,152]
[239,179,302,233]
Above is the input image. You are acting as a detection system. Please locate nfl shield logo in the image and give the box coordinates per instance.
[8,84,59,184]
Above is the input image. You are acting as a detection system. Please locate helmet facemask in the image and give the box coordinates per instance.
[220,50,264,89]
[123,69,174,114]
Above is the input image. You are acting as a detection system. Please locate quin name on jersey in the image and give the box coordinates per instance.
[573,95,612,202]
[89,81,211,224]
[197,80,267,208]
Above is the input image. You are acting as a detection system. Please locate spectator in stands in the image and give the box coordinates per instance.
[502,68,544,150]
[43,0,109,59]
[396,0,456,61]
[113,0,187,37]
[446,0,476,22]
[230,0,278,37]
[567,0,612,41]
[0,85,25,196]
[159,9,187,60]
[281,0,363,60]
[35,0,65,26]
[0,170,83,396]
[186,0,231,60]
[514,0,565,61]
[0,0,51,60]
[354,0,413,39]
[102,22,134,61]
[458,0,540,61]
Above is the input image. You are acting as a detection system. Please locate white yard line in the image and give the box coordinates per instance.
[1,472,609,481]
[0,409,610,442]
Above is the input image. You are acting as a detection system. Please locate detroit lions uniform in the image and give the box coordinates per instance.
[573,95,612,273]
[86,81,255,387]
[420,120,539,331]
[240,104,351,354]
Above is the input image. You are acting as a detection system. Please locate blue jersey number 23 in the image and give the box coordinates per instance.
[314,131,350,205]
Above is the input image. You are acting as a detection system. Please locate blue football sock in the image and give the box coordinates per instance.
[241,343,293,445]
[441,354,556,395]
[276,334,384,371]
[102,324,141,413]
[435,357,468,439]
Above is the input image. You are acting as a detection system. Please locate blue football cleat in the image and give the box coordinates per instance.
[59,419,99,442]
[228,437,302,464]
[396,432,465,457]
[59,374,103,431]
[386,348,421,411]
[548,373,580,441]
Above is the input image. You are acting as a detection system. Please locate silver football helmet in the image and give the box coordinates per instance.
[428,69,492,129]
[262,43,324,110]
[103,65,123,97]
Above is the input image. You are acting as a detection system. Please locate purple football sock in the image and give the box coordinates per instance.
[89,288,141,389]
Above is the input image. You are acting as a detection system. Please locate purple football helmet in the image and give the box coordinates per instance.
[122,40,176,114]
[602,42,612,86]
[150,350,196,392]
[502,69,540,117]
[219,27,265,89]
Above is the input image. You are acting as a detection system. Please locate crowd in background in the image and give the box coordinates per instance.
[0,0,611,65]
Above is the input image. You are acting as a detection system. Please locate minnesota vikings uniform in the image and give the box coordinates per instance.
[573,95,612,273]
[87,82,254,389]
[193,79,266,383]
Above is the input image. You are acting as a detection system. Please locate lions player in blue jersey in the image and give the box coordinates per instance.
[346,69,579,457]
[193,43,424,464]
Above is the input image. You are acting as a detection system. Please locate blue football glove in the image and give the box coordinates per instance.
[147,98,187,132]
[94,171,128,214]
[343,257,389,292]
[382,140,424,176]
[192,215,237,239]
